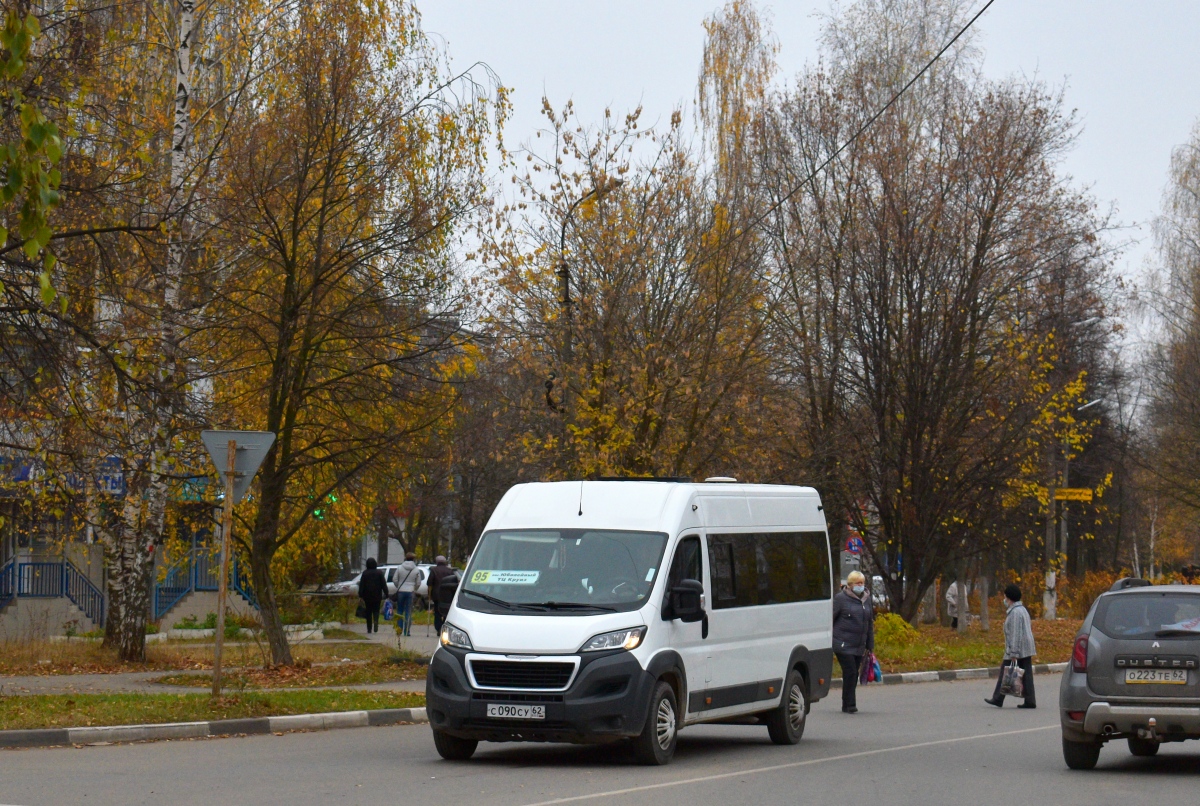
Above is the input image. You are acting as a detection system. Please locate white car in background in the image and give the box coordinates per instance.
[319,561,459,601]
[320,565,399,597]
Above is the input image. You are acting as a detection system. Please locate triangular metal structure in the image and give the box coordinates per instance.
[201,430,276,504]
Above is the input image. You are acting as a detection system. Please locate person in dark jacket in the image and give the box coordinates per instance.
[832,570,875,713]
[428,555,455,633]
[357,557,388,634]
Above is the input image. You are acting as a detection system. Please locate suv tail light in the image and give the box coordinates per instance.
[1072,634,1089,672]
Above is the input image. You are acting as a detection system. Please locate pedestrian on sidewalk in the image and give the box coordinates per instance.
[393,552,420,637]
[358,557,388,634]
[985,583,1037,709]
[833,570,875,714]
[429,555,455,633]
[946,582,959,629]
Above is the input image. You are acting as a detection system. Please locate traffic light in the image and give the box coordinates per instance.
[311,492,337,520]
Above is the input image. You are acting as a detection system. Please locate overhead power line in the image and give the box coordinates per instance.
[745,0,998,240]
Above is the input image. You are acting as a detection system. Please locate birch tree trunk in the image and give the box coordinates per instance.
[101,0,193,662]
[956,571,968,635]
[938,577,951,627]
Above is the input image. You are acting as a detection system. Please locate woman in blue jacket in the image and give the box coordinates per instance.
[832,570,875,713]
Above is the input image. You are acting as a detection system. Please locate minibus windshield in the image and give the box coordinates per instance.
[459,529,669,614]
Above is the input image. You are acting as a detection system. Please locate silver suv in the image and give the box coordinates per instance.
[1060,578,1200,769]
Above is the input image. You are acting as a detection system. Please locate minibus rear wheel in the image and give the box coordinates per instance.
[765,668,807,745]
[631,680,679,765]
[432,729,478,761]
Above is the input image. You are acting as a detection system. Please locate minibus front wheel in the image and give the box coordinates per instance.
[631,680,679,765]
[432,729,478,761]
[765,668,808,745]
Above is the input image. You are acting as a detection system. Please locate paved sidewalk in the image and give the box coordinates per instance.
[0,669,426,697]
[0,671,201,696]
[340,619,440,657]
[1,621,437,697]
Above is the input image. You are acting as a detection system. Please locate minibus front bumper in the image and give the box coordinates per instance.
[425,646,657,744]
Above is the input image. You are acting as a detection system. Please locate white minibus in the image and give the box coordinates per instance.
[425,479,834,764]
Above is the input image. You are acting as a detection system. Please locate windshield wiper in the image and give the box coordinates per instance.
[534,601,619,612]
[462,589,549,611]
[1154,629,1200,637]
[462,589,516,609]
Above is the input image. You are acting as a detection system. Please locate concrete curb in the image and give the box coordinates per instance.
[0,707,427,750]
[829,661,1068,688]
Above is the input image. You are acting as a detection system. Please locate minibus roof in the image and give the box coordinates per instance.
[484,480,823,535]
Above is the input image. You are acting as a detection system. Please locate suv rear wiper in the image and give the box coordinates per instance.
[1154,629,1200,637]
[534,601,618,612]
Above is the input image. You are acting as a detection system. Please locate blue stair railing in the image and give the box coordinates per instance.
[153,563,191,621]
[63,561,105,628]
[151,540,260,622]
[193,548,220,591]
[232,559,259,610]
[0,559,14,609]
[6,561,105,627]
[18,562,64,597]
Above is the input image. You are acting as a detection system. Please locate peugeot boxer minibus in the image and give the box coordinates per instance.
[425,479,834,764]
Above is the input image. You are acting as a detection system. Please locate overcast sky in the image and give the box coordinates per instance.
[420,1,1200,288]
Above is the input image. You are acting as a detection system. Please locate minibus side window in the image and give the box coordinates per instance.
[667,536,701,587]
[705,531,831,608]
[710,539,736,603]
[662,536,702,616]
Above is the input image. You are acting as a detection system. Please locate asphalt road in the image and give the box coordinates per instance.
[3,673,1199,805]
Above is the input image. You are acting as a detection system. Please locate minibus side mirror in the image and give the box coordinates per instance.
[670,579,705,623]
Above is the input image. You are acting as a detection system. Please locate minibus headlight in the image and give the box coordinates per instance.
[440,622,473,650]
[579,626,647,653]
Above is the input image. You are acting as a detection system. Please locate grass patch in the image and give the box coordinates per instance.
[407,609,434,626]
[321,628,368,641]
[866,618,1081,674]
[0,638,396,676]
[150,659,426,689]
[0,689,425,732]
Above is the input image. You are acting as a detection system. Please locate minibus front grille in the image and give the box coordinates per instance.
[470,660,576,690]
[472,692,564,703]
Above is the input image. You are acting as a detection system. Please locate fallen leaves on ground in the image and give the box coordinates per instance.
[149,659,426,689]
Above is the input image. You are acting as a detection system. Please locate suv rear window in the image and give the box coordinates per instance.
[1094,592,1200,639]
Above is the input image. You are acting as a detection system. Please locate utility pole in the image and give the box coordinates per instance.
[1044,465,1057,620]
[1061,443,1070,575]
[1044,398,1100,619]
[1059,398,1100,579]
[212,439,236,697]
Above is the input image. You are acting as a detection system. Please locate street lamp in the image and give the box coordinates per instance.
[1059,398,1102,566]
[551,176,622,411]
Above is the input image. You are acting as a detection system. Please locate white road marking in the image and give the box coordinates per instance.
[523,724,1057,805]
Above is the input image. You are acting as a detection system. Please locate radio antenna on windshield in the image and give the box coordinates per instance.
[577,480,584,516]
